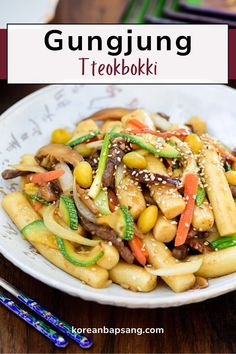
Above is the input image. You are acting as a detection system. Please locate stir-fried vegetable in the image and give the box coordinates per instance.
[146,258,202,276]
[98,205,134,241]
[59,195,78,230]
[67,130,100,147]
[56,237,104,266]
[74,161,93,189]
[55,162,73,194]
[125,127,188,139]
[211,235,236,250]
[28,195,51,206]
[43,204,98,246]
[128,235,148,266]
[88,134,110,199]
[94,190,111,215]
[175,173,199,247]
[72,179,98,224]
[215,144,236,163]
[109,132,180,158]
[195,184,205,207]
[25,170,65,184]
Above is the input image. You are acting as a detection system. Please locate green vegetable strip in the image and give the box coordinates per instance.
[110,132,180,158]
[195,185,205,206]
[224,162,231,172]
[88,134,110,199]
[66,130,100,147]
[28,195,51,206]
[120,205,134,241]
[56,237,104,266]
[94,190,111,215]
[211,235,236,250]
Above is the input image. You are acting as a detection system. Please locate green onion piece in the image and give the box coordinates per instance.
[196,185,205,206]
[66,130,100,147]
[224,162,231,172]
[211,235,236,250]
[88,134,110,199]
[28,195,51,205]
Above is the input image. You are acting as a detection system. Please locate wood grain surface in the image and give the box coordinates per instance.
[0,1,236,353]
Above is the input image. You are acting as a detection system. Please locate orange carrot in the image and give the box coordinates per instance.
[128,119,146,129]
[215,145,236,163]
[25,170,64,184]
[34,201,43,212]
[130,143,140,150]
[124,128,188,139]
[174,173,199,247]
[128,235,148,266]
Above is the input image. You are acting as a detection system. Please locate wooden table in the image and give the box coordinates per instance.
[1,1,236,353]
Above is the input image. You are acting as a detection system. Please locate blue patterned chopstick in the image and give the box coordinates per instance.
[0,291,68,347]
[0,277,92,349]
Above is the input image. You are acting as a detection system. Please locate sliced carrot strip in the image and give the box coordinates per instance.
[128,235,148,266]
[175,173,199,247]
[123,128,188,139]
[25,170,64,184]
[34,201,43,212]
[216,145,236,162]
[128,119,146,129]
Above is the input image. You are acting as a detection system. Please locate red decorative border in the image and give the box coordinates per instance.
[229,29,236,80]
[0,29,7,80]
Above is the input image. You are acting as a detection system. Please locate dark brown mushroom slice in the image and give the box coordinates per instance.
[38,180,61,202]
[1,169,29,180]
[156,112,170,121]
[127,168,181,187]
[172,245,189,260]
[79,215,134,264]
[86,150,100,170]
[185,123,197,134]
[230,185,236,198]
[77,186,99,215]
[102,139,127,189]
[187,238,213,254]
[35,144,83,169]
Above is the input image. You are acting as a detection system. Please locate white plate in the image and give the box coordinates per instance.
[0,84,236,308]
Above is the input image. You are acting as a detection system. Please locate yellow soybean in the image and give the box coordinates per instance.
[74,161,93,188]
[123,152,147,169]
[51,128,71,144]
[185,134,203,154]
[137,206,158,233]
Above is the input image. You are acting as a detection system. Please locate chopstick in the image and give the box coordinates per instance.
[0,291,68,348]
[0,277,93,349]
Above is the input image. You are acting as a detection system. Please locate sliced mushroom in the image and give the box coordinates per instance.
[76,186,99,215]
[128,168,181,187]
[1,169,29,180]
[102,140,127,188]
[38,180,61,202]
[35,144,83,169]
[87,107,133,121]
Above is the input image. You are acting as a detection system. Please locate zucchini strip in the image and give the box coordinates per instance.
[56,237,104,266]
[43,204,98,246]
